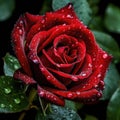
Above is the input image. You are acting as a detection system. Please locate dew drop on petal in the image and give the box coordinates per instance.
[71,76,78,81]
[39,91,45,97]
[103,53,108,59]
[41,19,45,23]
[67,93,73,98]
[19,29,23,35]
[97,93,102,97]
[66,14,73,18]
[20,20,23,24]
[97,74,101,78]
[53,97,57,101]
[68,4,72,9]
[40,67,45,72]
[47,76,51,80]
[88,63,92,67]
[76,91,81,95]
[94,84,98,88]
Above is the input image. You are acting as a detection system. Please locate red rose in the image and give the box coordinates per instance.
[12,4,112,106]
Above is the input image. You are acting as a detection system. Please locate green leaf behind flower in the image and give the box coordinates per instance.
[3,53,20,76]
[102,63,120,100]
[107,87,120,120]
[0,0,15,21]
[52,0,92,25]
[93,31,120,63]
[0,76,29,113]
[104,4,120,33]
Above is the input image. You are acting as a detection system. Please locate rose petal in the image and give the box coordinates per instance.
[43,87,102,102]
[14,69,36,84]
[37,85,65,106]
[12,16,32,76]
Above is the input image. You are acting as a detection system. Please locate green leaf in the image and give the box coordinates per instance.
[102,63,120,100]
[48,104,81,120]
[65,100,83,111]
[0,0,15,21]
[107,87,120,120]
[104,4,120,33]
[35,111,48,120]
[85,114,98,120]
[93,31,120,63]
[39,0,52,15]
[52,0,92,25]
[89,16,104,31]
[3,53,20,76]
[0,76,29,113]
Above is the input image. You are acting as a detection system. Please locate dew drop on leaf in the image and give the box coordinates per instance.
[9,104,13,108]
[0,104,5,108]
[4,88,11,94]
[69,113,74,118]
[14,98,21,104]
[14,64,19,69]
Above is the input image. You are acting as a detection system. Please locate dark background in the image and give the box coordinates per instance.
[0,0,120,120]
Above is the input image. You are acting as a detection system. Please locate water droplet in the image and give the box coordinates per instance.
[52,108,57,112]
[40,67,45,71]
[39,91,45,97]
[66,14,73,18]
[20,95,24,99]
[80,72,87,76]
[94,85,98,88]
[75,41,78,45]
[41,19,45,23]
[67,93,73,98]
[9,58,13,62]
[99,64,103,68]
[68,4,72,9]
[83,86,86,88]
[69,113,73,118]
[56,63,61,67]
[76,91,81,95]
[53,97,57,101]
[14,64,19,69]
[19,29,23,35]
[97,74,101,78]
[4,88,11,94]
[47,76,51,80]
[71,76,78,81]
[38,27,41,31]
[14,98,21,104]
[62,23,66,26]
[88,63,92,67]
[20,20,23,24]
[33,59,39,63]
[9,104,13,108]
[0,104,5,108]
[97,92,102,97]
[103,53,108,59]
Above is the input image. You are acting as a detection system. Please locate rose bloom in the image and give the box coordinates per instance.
[12,4,112,106]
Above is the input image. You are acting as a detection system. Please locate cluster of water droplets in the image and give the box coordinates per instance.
[49,105,79,120]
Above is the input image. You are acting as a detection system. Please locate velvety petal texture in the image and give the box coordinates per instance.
[12,3,112,106]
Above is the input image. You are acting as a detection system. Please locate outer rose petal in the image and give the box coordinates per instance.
[37,86,65,106]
